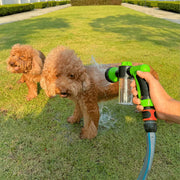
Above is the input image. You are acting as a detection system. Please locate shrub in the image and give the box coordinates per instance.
[158,1,180,13]
[124,0,140,5]
[47,1,57,7]
[124,0,158,7]
[123,0,180,11]
[33,1,69,9]
[71,0,122,6]
[0,1,70,16]
[0,3,34,16]
[146,1,158,8]
[137,0,145,6]
[56,0,70,6]
[33,2,48,9]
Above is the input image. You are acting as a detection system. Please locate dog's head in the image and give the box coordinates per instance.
[41,46,91,99]
[7,44,43,75]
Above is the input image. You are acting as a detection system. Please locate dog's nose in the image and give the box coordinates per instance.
[59,88,68,98]
[9,61,16,67]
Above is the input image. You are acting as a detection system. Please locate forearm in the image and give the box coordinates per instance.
[157,99,180,124]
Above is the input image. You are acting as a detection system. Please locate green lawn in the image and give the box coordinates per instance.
[0,5,180,180]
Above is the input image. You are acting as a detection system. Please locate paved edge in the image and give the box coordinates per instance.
[0,4,71,25]
[122,3,180,24]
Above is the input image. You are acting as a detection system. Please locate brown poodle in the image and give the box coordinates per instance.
[7,44,45,101]
[41,46,158,139]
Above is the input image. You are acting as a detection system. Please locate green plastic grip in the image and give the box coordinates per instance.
[129,64,153,108]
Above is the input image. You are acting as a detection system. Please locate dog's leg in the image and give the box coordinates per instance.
[80,98,100,139]
[25,80,38,101]
[67,101,82,124]
[17,74,26,84]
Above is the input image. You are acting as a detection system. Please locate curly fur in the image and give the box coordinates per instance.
[7,44,45,101]
[41,46,158,139]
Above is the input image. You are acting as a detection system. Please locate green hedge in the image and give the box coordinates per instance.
[123,0,180,13]
[0,3,34,16]
[47,1,57,7]
[56,0,70,5]
[0,1,70,17]
[33,1,69,9]
[158,1,180,13]
[33,2,48,9]
[71,0,122,6]
[123,0,158,7]
[146,1,158,8]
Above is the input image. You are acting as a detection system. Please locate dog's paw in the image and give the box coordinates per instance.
[67,116,80,124]
[26,94,37,101]
[80,122,98,139]
[17,79,25,84]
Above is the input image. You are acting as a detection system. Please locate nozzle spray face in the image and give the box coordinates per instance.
[105,67,119,83]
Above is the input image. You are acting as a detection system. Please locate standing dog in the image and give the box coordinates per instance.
[7,44,45,101]
[41,46,158,139]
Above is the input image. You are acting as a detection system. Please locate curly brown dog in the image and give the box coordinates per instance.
[41,46,158,139]
[7,44,45,101]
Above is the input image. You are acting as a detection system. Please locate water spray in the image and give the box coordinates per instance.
[105,62,157,180]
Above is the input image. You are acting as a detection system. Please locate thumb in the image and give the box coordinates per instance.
[136,71,154,84]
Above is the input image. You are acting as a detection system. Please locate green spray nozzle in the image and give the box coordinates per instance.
[105,62,157,121]
[105,62,155,108]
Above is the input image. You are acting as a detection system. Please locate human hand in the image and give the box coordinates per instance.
[130,71,180,123]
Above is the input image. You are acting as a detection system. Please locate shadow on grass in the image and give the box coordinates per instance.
[1,96,143,179]
[89,14,180,47]
[0,17,70,50]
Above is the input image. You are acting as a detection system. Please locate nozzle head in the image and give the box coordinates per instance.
[105,67,119,83]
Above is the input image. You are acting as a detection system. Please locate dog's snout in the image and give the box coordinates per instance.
[9,61,16,67]
[59,88,69,98]
[61,89,68,95]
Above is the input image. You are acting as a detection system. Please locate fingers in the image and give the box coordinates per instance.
[132,96,141,104]
[130,78,144,112]
[131,80,138,96]
[136,71,155,84]
[130,80,136,87]
[136,105,144,112]
[131,86,138,96]
[133,97,144,111]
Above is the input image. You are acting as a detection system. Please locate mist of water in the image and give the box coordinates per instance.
[90,56,133,129]
[98,102,118,129]
[90,56,119,129]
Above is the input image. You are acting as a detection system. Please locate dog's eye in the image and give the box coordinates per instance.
[56,73,61,78]
[20,56,25,60]
[69,74,75,79]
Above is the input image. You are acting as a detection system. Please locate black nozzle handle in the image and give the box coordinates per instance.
[136,75,157,132]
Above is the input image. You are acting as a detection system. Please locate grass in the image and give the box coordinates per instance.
[0,5,180,180]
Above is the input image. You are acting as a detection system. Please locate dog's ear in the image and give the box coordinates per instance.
[31,54,43,75]
[82,73,91,91]
[12,43,21,49]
